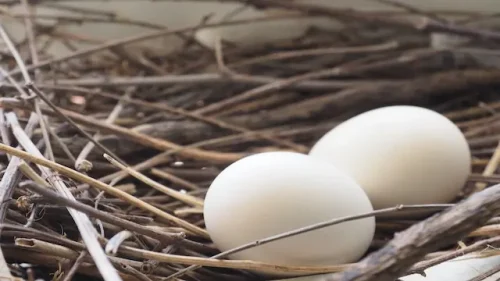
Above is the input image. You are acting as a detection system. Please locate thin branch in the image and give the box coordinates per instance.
[368,0,446,22]
[321,183,500,281]
[26,82,126,165]
[19,0,54,163]
[27,73,377,90]
[194,49,437,115]
[408,236,500,274]
[104,154,204,208]
[74,89,131,171]
[22,175,188,247]
[1,17,54,236]
[0,98,248,163]
[113,262,154,281]
[0,143,210,238]
[465,263,500,281]
[246,0,500,41]
[5,113,123,281]
[0,159,20,280]
[46,86,308,152]
[0,46,41,281]
[0,109,11,149]
[476,140,500,191]
[106,231,134,256]
[150,168,201,191]
[164,204,452,280]
[61,251,87,281]
[6,14,309,77]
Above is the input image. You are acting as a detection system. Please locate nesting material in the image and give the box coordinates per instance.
[2,1,500,281]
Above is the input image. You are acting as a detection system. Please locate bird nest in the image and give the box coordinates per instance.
[1,1,500,281]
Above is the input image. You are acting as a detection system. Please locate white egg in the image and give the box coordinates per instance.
[193,7,312,50]
[203,151,375,269]
[309,105,471,210]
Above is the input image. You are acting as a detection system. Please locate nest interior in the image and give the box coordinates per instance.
[2,1,500,281]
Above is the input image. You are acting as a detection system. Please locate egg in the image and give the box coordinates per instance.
[309,105,471,210]
[203,151,375,269]
[193,7,312,50]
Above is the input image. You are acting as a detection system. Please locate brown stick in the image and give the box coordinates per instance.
[23,182,186,245]
[407,236,500,274]
[0,143,210,238]
[321,183,500,281]
[246,0,500,41]
[217,69,500,132]
[0,99,248,163]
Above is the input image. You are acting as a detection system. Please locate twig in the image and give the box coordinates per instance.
[1,17,56,232]
[0,161,22,220]
[29,73,374,90]
[0,53,41,281]
[408,236,500,274]
[0,67,30,98]
[446,102,500,121]
[229,40,399,68]
[38,3,118,18]
[14,236,346,276]
[465,262,500,281]
[26,82,125,165]
[81,152,173,192]
[117,244,349,276]
[0,143,210,238]
[5,113,123,281]
[0,25,50,155]
[164,204,452,280]
[230,68,500,127]
[1,244,165,280]
[1,223,83,251]
[476,140,500,191]
[12,238,172,278]
[0,109,11,148]
[150,168,201,191]
[0,158,19,280]
[194,49,437,115]
[3,10,169,30]
[0,98,248,163]
[104,154,204,208]
[78,122,332,191]
[15,238,79,262]
[468,225,500,237]
[61,251,87,281]
[214,35,234,76]
[320,183,500,281]
[19,0,54,163]
[106,231,134,256]
[114,262,154,281]
[18,162,49,188]
[74,89,131,171]
[5,14,311,77]
[48,86,307,152]
[47,125,76,163]
[22,181,203,249]
[174,207,203,216]
[368,0,446,22]
[245,0,500,41]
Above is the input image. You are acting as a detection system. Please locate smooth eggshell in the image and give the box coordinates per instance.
[203,151,375,269]
[193,7,312,50]
[309,105,471,210]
